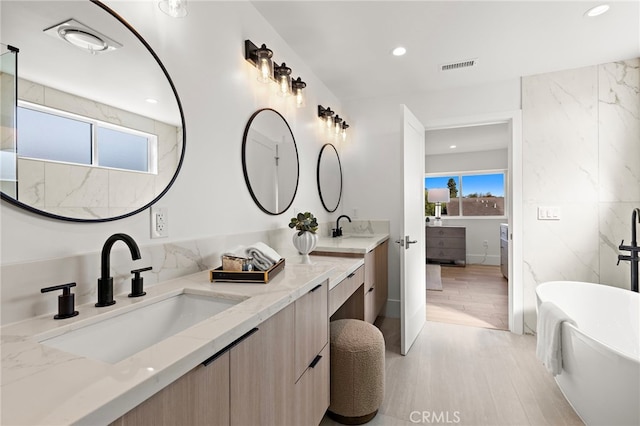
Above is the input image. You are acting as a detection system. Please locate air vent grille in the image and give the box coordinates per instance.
[440,58,477,71]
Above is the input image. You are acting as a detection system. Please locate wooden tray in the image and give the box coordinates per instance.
[209,258,285,283]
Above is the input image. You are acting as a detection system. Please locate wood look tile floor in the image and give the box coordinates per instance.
[427,265,509,330]
[321,318,583,426]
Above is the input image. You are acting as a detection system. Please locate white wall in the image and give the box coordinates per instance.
[1,1,342,265]
[341,80,520,317]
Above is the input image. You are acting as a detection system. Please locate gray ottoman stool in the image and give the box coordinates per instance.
[328,319,385,425]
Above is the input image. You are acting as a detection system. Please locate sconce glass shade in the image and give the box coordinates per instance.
[159,0,188,18]
[292,77,306,108]
[334,115,343,134]
[255,44,274,83]
[341,122,349,140]
[325,108,334,128]
[274,62,292,96]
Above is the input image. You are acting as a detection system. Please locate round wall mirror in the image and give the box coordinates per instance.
[242,108,299,215]
[0,0,185,222]
[317,143,342,212]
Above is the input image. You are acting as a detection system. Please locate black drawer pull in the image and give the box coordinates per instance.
[347,272,355,278]
[310,284,322,293]
[202,327,259,366]
[309,354,322,368]
[368,286,375,293]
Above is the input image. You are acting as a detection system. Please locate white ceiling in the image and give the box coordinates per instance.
[252,1,640,102]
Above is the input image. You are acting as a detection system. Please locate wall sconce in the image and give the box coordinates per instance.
[341,122,349,140]
[427,188,450,226]
[244,40,274,83]
[274,62,292,97]
[158,0,188,18]
[318,105,334,128]
[292,77,306,108]
[333,115,343,134]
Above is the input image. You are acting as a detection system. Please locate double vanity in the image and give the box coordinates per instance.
[1,234,388,425]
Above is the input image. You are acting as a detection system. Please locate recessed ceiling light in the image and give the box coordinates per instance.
[43,19,122,54]
[585,4,610,17]
[449,145,457,149]
[146,98,159,104]
[392,47,406,56]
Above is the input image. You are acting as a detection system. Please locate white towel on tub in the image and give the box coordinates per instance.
[536,301,577,376]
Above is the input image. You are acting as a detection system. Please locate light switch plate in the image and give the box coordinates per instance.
[537,206,561,220]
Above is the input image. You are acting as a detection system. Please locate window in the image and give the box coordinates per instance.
[17,102,157,173]
[425,172,505,217]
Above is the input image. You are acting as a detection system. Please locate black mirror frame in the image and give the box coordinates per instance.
[316,143,343,213]
[0,0,186,223]
[241,108,299,216]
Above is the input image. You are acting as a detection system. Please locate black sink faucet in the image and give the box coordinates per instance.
[97,233,141,307]
[333,215,352,238]
[617,208,640,293]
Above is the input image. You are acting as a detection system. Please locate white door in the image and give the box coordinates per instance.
[400,105,426,355]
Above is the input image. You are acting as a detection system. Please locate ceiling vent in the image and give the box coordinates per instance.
[440,58,478,72]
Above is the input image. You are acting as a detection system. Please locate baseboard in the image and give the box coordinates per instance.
[465,254,500,266]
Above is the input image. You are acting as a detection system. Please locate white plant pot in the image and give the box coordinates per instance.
[292,231,318,264]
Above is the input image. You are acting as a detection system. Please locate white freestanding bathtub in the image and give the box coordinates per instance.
[536,281,639,426]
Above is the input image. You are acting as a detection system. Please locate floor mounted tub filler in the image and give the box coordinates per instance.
[536,281,639,426]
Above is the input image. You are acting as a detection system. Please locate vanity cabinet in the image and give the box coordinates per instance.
[365,240,389,323]
[112,281,328,426]
[230,304,295,426]
[111,352,230,426]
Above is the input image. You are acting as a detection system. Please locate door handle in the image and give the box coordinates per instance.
[405,236,417,249]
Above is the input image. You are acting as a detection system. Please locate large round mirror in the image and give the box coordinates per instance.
[317,143,342,212]
[242,108,299,215]
[0,0,185,221]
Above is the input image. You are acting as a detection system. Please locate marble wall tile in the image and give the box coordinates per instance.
[108,170,155,209]
[44,162,109,208]
[522,66,599,204]
[16,158,44,207]
[599,202,639,289]
[598,59,640,202]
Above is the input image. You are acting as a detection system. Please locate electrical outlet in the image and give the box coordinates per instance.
[151,206,168,238]
[483,240,489,248]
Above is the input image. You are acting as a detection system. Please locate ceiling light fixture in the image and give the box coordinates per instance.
[159,0,188,18]
[43,19,121,54]
[392,46,406,56]
[585,4,610,17]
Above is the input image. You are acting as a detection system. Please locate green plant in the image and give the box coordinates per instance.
[288,212,318,235]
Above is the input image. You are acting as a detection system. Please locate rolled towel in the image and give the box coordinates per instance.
[536,301,577,376]
[245,242,282,271]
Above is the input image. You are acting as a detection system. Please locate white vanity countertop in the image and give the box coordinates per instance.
[314,233,389,255]
[0,254,362,426]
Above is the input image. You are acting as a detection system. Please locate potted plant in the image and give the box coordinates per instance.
[288,212,319,263]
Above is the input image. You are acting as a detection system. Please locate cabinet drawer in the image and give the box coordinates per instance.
[295,280,328,380]
[426,227,465,238]
[294,344,329,426]
[426,247,465,261]
[329,266,364,316]
[426,237,465,249]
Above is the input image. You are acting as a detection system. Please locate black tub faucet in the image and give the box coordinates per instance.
[97,233,141,307]
[333,215,352,237]
[617,208,640,293]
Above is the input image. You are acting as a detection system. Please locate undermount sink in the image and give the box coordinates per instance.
[341,235,374,239]
[38,292,241,364]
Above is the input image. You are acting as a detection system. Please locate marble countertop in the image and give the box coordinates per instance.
[1,254,363,426]
[313,233,390,255]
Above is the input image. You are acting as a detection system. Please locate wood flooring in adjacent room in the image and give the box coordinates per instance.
[427,264,509,330]
[321,318,583,426]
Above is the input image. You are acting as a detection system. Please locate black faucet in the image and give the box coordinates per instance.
[97,233,141,307]
[332,215,352,238]
[617,208,640,293]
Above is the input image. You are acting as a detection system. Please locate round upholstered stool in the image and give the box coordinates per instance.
[328,319,385,425]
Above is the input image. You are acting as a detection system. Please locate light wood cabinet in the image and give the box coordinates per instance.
[294,344,330,426]
[295,280,328,380]
[329,265,364,316]
[364,240,389,323]
[230,304,295,426]
[111,352,230,426]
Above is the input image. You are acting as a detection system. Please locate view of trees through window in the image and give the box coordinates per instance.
[425,172,505,217]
